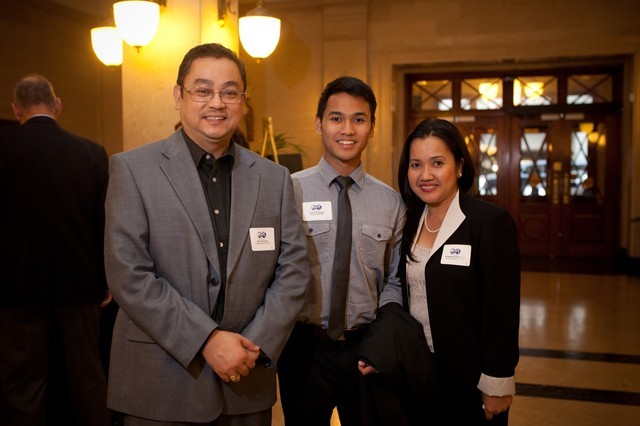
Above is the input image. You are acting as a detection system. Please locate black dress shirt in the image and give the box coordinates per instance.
[184,130,234,322]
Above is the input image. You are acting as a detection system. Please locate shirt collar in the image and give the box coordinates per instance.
[182,129,236,169]
[317,156,365,190]
[29,113,56,120]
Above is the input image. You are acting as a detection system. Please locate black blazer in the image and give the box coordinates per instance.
[0,116,109,306]
[399,193,520,424]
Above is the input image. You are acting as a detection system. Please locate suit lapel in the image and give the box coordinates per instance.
[159,132,220,273]
[431,190,465,255]
[413,190,466,264]
[227,149,260,275]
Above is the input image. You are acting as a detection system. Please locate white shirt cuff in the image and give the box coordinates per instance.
[477,373,516,396]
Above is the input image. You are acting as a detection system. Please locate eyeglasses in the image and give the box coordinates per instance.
[182,86,246,104]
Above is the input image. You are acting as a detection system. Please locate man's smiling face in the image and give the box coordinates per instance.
[174,56,245,157]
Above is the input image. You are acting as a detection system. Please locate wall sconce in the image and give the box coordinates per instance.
[91,0,164,65]
[239,0,281,60]
[217,0,234,27]
[91,26,123,66]
[113,0,162,49]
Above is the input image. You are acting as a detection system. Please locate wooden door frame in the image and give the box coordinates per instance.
[404,62,624,259]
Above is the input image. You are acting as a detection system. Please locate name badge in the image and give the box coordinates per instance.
[249,227,275,251]
[441,244,471,266]
[302,201,332,221]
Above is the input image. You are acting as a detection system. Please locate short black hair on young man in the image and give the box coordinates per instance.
[316,76,377,123]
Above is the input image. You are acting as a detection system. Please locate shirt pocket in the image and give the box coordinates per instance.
[303,222,331,265]
[358,223,393,268]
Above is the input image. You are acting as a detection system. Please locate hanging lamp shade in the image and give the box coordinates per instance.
[91,26,123,66]
[239,1,281,59]
[113,1,160,48]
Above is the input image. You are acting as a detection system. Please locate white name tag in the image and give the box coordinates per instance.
[302,201,332,221]
[441,244,471,266]
[249,227,276,251]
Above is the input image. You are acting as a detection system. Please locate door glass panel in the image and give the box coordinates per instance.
[520,128,548,197]
[568,74,613,104]
[572,121,606,202]
[461,78,503,110]
[411,79,452,111]
[471,129,499,195]
[513,76,557,106]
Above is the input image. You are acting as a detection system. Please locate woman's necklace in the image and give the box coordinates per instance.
[424,217,441,233]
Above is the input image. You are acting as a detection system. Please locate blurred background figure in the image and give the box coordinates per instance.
[0,73,112,426]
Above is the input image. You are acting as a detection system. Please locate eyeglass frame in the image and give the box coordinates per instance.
[181,86,246,104]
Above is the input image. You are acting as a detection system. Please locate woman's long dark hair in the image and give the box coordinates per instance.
[397,118,476,260]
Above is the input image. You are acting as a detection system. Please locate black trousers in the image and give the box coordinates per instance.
[122,409,272,426]
[277,323,367,426]
[0,304,111,426]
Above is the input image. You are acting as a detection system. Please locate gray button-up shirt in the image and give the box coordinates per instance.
[291,157,406,329]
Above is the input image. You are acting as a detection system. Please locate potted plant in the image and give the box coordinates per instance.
[266,133,305,173]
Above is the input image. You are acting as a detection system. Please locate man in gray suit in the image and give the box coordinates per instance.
[104,43,310,425]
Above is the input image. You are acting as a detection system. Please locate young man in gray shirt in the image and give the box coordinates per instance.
[278,76,406,426]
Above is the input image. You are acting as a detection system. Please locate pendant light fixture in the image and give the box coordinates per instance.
[239,0,281,60]
[113,0,161,49]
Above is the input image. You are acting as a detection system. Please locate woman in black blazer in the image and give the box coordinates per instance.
[396,118,521,425]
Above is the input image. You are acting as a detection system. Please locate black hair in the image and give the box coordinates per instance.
[176,43,246,91]
[397,118,476,260]
[316,76,377,123]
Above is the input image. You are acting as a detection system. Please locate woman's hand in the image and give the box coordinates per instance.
[357,359,378,375]
[481,393,513,420]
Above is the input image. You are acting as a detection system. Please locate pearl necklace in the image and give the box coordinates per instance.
[424,217,441,233]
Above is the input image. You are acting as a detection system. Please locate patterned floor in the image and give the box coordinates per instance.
[272,267,640,426]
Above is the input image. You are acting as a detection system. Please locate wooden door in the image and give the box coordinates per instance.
[512,114,619,258]
[456,116,509,209]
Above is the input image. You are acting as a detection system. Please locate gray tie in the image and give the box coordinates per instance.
[327,176,354,341]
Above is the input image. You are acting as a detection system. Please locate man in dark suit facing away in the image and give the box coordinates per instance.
[0,74,112,426]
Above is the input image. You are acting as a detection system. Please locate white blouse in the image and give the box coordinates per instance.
[407,243,434,353]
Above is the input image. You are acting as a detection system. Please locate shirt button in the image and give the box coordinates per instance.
[210,278,219,286]
[214,209,220,215]
[212,177,217,183]
[219,242,224,248]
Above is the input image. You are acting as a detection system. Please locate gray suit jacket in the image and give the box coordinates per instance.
[104,131,310,422]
